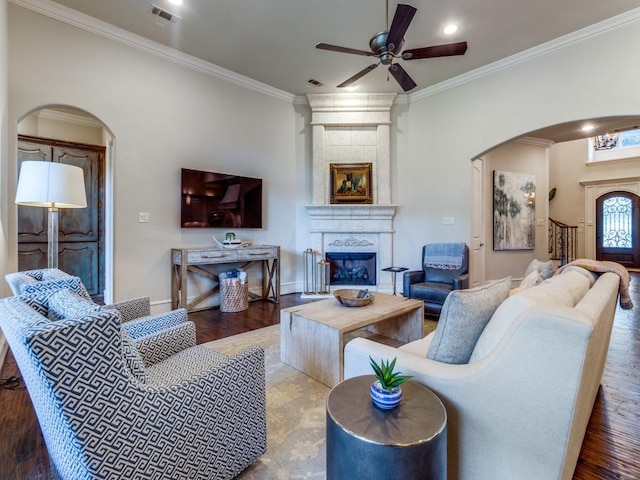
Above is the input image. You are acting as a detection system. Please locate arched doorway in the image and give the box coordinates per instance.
[596,191,640,268]
[16,106,113,301]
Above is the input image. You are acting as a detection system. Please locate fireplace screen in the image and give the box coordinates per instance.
[326,252,376,286]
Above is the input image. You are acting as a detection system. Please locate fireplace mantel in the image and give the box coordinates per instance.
[304,93,398,292]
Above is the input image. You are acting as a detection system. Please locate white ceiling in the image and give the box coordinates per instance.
[24,0,640,142]
[44,0,640,96]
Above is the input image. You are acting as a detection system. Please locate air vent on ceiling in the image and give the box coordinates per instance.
[151,4,181,23]
[307,79,324,87]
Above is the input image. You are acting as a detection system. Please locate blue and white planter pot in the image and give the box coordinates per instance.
[370,381,403,410]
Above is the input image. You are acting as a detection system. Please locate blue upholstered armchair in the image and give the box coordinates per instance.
[0,294,267,479]
[403,243,470,315]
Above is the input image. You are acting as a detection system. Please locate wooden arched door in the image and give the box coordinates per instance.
[596,191,640,268]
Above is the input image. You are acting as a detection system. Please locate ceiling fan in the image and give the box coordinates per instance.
[316,3,468,92]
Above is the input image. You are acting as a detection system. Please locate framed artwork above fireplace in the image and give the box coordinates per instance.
[330,163,373,204]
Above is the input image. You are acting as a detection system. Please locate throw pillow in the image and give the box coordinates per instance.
[509,269,543,296]
[427,277,511,364]
[48,289,102,321]
[524,259,554,280]
[21,276,91,300]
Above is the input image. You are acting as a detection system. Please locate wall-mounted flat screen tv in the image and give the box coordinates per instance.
[181,168,262,228]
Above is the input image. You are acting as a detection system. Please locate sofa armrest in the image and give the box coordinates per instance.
[452,273,470,290]
[134,321,197,366]
[122,308,188,339]
[104,296,151,322]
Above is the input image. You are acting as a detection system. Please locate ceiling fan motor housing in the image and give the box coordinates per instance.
[369,31,404,64]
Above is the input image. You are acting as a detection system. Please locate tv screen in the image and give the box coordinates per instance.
[181,168,262,228]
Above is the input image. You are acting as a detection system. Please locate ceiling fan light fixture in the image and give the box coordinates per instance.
[443,24,459,35]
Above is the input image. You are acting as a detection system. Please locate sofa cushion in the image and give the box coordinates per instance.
[470,280,575,362]
[548,270,591,305]
[556,265,596,287]
[48,289,102,321]
[525,259,554,279]
[426,277,511,364]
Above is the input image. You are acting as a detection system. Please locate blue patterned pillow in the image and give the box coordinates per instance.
[21,276,91,300]
[20,292,51,316]
[48,289,102,321]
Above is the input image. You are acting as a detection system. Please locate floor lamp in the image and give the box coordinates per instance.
[15,161,87,269]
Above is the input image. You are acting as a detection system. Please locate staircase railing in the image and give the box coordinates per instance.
[548,218,578,266]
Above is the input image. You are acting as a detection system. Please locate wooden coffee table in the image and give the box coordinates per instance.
[280,293,424,387]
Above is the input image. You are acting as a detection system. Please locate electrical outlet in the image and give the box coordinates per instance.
[139,212,150,223]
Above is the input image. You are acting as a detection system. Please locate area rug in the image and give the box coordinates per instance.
[203,325,329,479]
[203,320,438,479]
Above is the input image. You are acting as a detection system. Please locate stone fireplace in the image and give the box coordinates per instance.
[305,93,398,293]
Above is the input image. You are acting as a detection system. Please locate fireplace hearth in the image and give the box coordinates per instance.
[326,252,376,286]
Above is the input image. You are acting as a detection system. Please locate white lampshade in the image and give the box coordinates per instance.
[15,161,87,208]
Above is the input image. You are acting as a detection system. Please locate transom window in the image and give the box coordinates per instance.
[588,127,640,163]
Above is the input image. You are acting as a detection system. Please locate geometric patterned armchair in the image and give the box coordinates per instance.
[0,294,267,479]
[403,243,470,316]
[5,268,192,362]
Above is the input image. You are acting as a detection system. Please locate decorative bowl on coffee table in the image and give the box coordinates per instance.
[334,289,375,307]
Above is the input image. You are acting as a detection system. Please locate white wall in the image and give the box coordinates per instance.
[5,3,640,303]
[18,109,106,146]
[549,138,640,259]
[6,5,298,307]
[393,17,640,278]
[484,141,549,280]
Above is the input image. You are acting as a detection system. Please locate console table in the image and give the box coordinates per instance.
[171,245,280,312]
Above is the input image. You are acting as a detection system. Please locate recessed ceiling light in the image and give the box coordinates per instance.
[582,124,595,132]
[167,0,183,5]
[443,24,458,35]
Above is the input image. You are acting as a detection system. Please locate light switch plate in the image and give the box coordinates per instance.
[139,212,150,223]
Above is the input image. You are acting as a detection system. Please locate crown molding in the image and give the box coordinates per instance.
[410,6,640,102]
[37,108,103,127]
[9,0,296,104]
[513,136,555,148]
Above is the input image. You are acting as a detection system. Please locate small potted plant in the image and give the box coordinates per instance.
[369,356,413,410]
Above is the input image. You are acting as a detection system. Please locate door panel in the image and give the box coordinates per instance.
[17,142,52,242]
[470,158,486,286]
[17,136,105,297]
[596,191,640,268]
[18,242,99,294]
[54,147,100,242]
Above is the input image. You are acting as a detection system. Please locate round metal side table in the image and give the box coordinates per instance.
[326,375,447,480]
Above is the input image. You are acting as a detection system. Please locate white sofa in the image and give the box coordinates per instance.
[344,267,621,480]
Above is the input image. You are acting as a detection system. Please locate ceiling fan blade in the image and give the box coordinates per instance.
[386,4,417,52]
[402,41,468,60]
[389,64,417,92]
[337,63,379,88]
[316,43,374,57]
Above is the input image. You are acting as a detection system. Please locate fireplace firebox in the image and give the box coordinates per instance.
[326,252,376,286]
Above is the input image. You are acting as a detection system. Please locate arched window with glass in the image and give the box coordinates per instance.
[596,191,640,268]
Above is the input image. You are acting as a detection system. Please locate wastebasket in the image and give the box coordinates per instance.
[220,281,249,312]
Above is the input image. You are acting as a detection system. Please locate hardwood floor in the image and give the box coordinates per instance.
[0,278,638,479]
